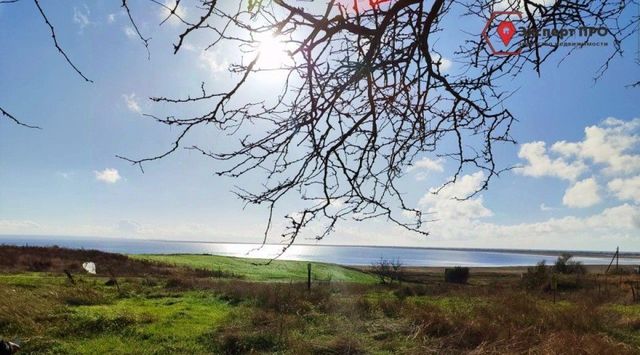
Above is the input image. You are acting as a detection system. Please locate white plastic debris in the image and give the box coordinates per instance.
[82,262,96,274]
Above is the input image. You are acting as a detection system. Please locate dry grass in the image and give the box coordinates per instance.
[2,246,640,354]
[0,245,228,279]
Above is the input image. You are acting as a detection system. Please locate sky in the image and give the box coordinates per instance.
[0,0,639,251]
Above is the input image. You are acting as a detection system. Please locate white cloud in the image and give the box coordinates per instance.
[608,176,640,203]
[199,50,229,74]
[408,157,444,181]
[159,0,187,27]
[518,117,640,208]
[517,141,587,181]
[122,93,142,113]
[118,220,141,234]
[467,203,640,247]
[408,157,444,173]
[562,177,601,208]
[181,42,196,52]
[95,168,121,184]
[539,203,556,211]
[354,202,639,249]
[123,26,137,40]
[107,13,116,24]
[73,6,91,32]
[329,198,345,209]
[419,172,493,222]
[430,52,452,72]
[551,118,640,176]
[0,219,40,232]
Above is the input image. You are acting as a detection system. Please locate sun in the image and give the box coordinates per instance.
[254,32,293,70]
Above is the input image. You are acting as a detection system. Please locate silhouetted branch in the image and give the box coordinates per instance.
[33,0,93,83]
[1,106,41,129]
[116,0,637,256]
[150,0,189,26]
[121,0,151,60]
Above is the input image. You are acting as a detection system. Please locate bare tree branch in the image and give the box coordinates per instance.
[121,0,151,60]
[1,106,41,129]
[33,0,93,83]
[6,0,637,253]
[117,0,637,256]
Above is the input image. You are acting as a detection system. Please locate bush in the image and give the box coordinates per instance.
[315,336,365,355]
[204,309,289,354]
[60,314,141,336]
[444,267,469,284]
[289,336,365,355]
[378,298,403,318]
[213,281,334,314]
[371,258,404,284]
[213,330,279,355]
[353,297,375,318]
[61,286,108,306]
[407,304,455,338]
[521,261,550,290]
[554,253,586,274]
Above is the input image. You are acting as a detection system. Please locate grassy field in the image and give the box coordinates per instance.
[1,246,639,354]
[131,254,378,283]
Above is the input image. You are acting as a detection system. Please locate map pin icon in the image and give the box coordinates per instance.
[497,20,516,46]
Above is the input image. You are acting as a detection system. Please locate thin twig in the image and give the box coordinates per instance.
[33,0,93,83]
[1,106,41,129]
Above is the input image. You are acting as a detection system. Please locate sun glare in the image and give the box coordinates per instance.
[255,32,292,70]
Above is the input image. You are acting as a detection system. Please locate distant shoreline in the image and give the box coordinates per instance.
[1,234,639,258]
[144,241,640,259]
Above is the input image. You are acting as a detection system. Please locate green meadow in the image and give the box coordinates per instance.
[1,246,639,354]
[131,254,378,283]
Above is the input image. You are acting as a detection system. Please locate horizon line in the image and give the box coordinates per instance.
[1,233,639,256]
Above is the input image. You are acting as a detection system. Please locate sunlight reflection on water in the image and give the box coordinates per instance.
[1,236,638,267]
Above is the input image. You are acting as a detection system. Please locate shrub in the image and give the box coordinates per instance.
[213,329,279,355]
[371,258,404,284]
[521,261,550,290]
[61,286,108,306]
[213,281,334,314]
[444,267,469,284]
[554,253,586,274]
[407,305,455,338]
[205,309,288,354]
[291,336,365,355]
[316,336,365,355]
[353,297,375,318]
[60,314,140,336]
[378,298,403,318]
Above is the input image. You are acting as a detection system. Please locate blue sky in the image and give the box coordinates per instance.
[0,0,639,251]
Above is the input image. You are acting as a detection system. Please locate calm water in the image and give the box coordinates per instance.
[0,235,637,267]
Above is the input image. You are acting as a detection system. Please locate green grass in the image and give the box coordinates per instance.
[131,254,377,283]
[409,295,483,315]
[3,247,639,354]
[55,292,230,354]
[0,276,232,355]
[0,273,68,287]
[609,303,640,317]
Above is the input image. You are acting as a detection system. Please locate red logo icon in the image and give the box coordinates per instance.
[482,11,523,56]
[497,20,516,46]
